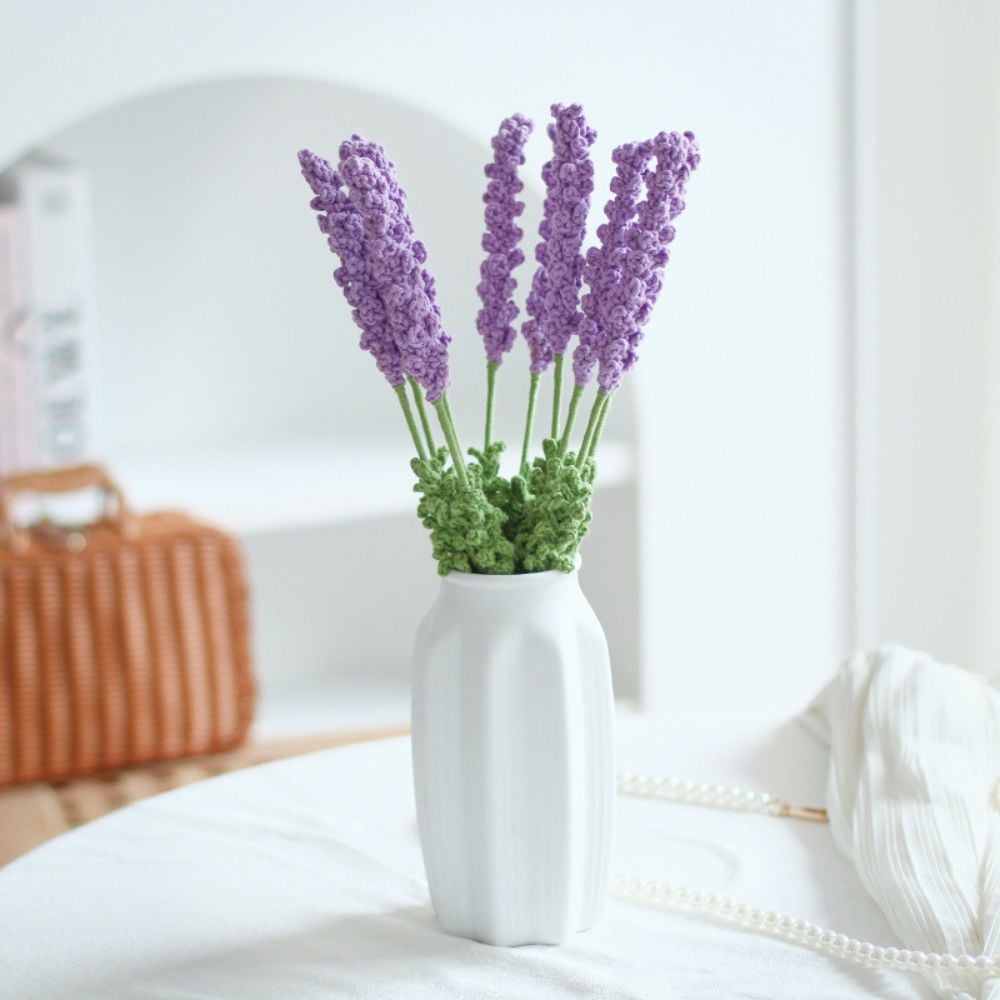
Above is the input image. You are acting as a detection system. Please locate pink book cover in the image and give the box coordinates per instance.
[0,203,36,476]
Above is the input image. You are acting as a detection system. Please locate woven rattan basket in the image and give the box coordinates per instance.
[0,464,254,787]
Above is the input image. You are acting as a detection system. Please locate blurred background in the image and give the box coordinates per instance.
[0,0,997,738]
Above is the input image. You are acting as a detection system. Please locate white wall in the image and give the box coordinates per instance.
[0,0,852,720]
[854,0,1000,675]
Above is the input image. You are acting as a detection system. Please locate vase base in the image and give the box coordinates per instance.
[435,904,604,948]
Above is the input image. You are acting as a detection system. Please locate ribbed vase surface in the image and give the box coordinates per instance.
[411,565,615,946]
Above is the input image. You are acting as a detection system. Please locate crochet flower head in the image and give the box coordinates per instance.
[573,139,654,389]
[339,151,451,403]
[476,113,533,366]
[339,135,443,321]
[593,130,700,395]
[298,148,404,387]
[522,103,597,374]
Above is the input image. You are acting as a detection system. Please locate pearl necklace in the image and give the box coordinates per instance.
[613,771,999,986]
[617,771,829,821]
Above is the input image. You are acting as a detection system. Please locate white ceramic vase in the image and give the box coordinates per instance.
[411,564,615,947]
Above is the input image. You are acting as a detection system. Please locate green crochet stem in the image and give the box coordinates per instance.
[520,372,541,476]
[585,391,613,463]
[559,384,584,455]
[551,352,564,439]
[434,394,468,488]
[484,361,499,450]
[576,390,607,467]
[394,384,428,463]
[408,376,436,455]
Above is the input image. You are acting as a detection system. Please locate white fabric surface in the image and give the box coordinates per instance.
[805,645,1000,1000]
[0,715,932,999]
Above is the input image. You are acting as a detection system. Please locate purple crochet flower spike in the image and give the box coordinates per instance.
[339,135,443,324]
[521,159,553,374]
[298,148,404,388]
[573,139,653,388]
[339,152,451,403]
[476,113,533,365]
[630,130,701,337]
[596,130,700,395]
[522,104,597,374]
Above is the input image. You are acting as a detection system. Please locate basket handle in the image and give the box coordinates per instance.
[0,463,138,552]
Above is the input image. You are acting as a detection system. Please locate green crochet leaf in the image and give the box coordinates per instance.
[411,438,596,577]
[412,447,516,576]
[504,473,531,546]
[514,438,596,573]
[466,441,512,518]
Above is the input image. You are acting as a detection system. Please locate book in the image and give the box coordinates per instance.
[0,204,34,476]
[0,154,96,473]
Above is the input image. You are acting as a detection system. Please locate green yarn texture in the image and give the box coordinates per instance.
[466,441,512,524]
[412,437,595,575]
[412,447,516,576]
[515,438,595,573]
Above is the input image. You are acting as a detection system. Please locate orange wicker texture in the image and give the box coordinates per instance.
[0,465,255,787]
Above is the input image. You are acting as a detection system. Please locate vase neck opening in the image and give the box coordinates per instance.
[440,563,580,593]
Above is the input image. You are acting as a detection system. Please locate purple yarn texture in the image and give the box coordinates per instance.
[592,130,700,395]
[522,104,597,374]
[339,135,443,324]
[521,158,555,374]
[573,140,653,388]
[339,153,451,403]
[629,131,701,344]
[300,113,699,411]
[298,148,404,387]
[475,113,533,365]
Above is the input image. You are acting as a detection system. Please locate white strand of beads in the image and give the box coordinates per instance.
[608,874,999,981]
[613,771,999,984]
[617,771,780,815]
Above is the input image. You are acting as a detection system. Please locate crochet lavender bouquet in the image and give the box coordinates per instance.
[299,104,699,576]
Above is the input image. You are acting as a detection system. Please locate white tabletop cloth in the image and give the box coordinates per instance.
[0,715,933,999]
